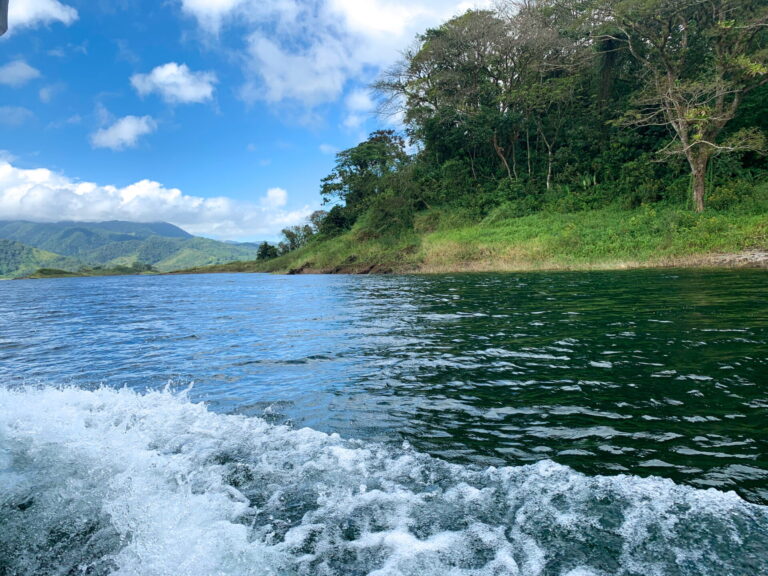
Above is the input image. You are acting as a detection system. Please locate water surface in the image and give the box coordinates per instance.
[1,271,766,575]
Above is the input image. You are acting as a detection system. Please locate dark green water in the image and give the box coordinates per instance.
[328,270,768,504]
[1,270,766,575]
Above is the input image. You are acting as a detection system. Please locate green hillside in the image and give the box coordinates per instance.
[0,240,79,278]
[0,221,192,258]
[0,221,262,278]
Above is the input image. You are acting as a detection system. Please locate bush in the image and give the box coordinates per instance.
[354,192,414,239]
[485,196,542,222]
[708,180,756,211]
[318,206,354,237]
[257,242,279,260]
[413,207,476,233]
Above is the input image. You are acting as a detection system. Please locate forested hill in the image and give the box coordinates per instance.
[0,221,262,278]
[0,221,192,255]
[232,0,768,274]
[0,240,79,278]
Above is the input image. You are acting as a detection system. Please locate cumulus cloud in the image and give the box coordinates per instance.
[241,34,350,106]
[131,63,217,104]
[261,187,288,209]
[90,116,157,151]
[0,106,34,125]
[0,160,313,239]
[0,60,42,87]
[178,0,493,109]
[8,0,78,31]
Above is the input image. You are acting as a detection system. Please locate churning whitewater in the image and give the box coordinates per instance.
[1,387,766,576]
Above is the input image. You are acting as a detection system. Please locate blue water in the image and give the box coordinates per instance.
[1,271,767,575]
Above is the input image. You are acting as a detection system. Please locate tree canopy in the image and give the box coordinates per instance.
[291,0,767,253]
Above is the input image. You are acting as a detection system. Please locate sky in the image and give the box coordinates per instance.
[0,0,492,241]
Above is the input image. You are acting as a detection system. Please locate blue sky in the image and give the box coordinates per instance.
[0,0,489,241]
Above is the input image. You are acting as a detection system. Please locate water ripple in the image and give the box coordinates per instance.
[0,269,766,504]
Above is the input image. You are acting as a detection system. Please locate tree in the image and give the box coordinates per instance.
[256,242,279,260]
[278,224,314,255]
[308,210,328,234]
[377,5,594,192]
[602,0,768,211]
[376,11,517,181]
[320,130,408,218]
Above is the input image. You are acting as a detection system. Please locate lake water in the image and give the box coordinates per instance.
[1,271,766,575]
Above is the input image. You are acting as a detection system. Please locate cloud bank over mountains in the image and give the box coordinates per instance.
[0,161,311,240]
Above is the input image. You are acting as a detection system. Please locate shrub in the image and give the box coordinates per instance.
[354,192,414,239]
[708,180,756,211]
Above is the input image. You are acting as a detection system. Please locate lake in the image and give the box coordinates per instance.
[1,271,766,575]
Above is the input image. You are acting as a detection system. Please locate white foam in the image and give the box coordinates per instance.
[1,386,766,576]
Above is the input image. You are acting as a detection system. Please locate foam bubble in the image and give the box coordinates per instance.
[1,387,766,576]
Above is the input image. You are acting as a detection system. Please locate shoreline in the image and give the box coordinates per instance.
[170,248,768,277]
[9,249,767,280]
[284,249,768,275]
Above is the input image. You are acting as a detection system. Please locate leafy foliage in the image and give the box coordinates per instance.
[257,242,279,260]
[0,240,76,278]
[326,0,768,227]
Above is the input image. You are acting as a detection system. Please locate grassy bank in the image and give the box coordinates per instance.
[183,201,767,275]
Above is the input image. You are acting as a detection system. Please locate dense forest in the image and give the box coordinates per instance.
[271,0,767,257]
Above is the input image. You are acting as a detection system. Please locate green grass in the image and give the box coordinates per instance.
[417,205,766,272]
[180,230,423,275]
[181,185,768,275]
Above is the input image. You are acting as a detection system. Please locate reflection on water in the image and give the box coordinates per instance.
[0,270,766,503]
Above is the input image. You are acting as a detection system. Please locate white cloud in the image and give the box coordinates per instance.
[8,0,78,31]
[0,106,34,125]
[178,0,494,108]
[319,144,338,155]
[0,160,313,239]
[261,187,288,209]
[242,34,350,106]
[178,0,248,33]
[90,116,157,151]
[0,60,42,87]
[131,63,217,104]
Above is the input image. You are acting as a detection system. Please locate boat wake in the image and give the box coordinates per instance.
[1,387,765,576]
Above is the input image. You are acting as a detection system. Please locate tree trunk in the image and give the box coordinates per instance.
[687,150,711,213]
[526,126,532,178]
[493,132,514,182]
[546,147,553,191]
[511,139,518,180]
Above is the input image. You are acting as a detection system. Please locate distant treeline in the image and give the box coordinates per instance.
[267,0,767,256]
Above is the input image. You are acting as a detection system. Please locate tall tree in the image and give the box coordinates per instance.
[602,0,768,211]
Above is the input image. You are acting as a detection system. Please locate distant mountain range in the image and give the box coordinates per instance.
[0,220,262,278]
